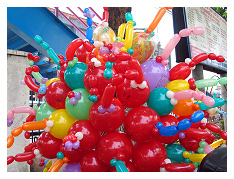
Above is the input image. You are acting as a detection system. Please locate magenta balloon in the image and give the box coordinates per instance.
[63,162,82,172]
[141,60,169,91]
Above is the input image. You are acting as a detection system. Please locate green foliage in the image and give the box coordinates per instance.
[213,7,227,20]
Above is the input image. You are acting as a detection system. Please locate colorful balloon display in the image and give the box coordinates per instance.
[7,7,227,173]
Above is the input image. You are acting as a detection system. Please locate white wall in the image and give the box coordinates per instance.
[7,50,30,172]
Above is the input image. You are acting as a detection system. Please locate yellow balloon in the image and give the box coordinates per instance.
[188,154,206,163]
[166,80,190,92]
[124,21,134,49]
[46,78,60,87]
[117,23,126,42]
[48,109,77,139]
[210,139,226,149]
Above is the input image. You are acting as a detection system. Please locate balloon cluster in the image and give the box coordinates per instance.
[7,7,227,172]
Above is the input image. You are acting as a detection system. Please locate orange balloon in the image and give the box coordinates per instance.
[63,157,69,163]
[7,135,14,148]
[11,127,23,137]
[193,104,200,111]
[22,121,46,131]
[146,7,173,34]
[48,159,63,172]
[173,99,196,116]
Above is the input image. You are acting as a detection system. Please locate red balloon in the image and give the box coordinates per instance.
[109,161,136,172]
[68,120,101,151]
[169,62,191,81]
[113,59,131,74]
[80,150,109,172]
[76,44,89,63]
[124,106,160,143]
[116,78,150,108]
[65,38,83,62]
[59,143,87,164]
[24,75,39,92]
[206,123,221,133]
[190,53,208,65]
[165,163,195,172]
[185,128,211,140]
[89,98,125,133]
[59,63,68,82]
[220,131,227,140]
[7,156,15,165]
[14,152,35,162]
[84,62,116,96]
[24,142,37,152]
[45,81,71,109]
[132,139,167,172]
[179,136,200,151]
[37,132,63,159]
[156,115,179,144]
[96,131,133,166]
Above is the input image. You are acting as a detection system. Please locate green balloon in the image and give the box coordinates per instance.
[195,79,218,88]
[36,102,56,121]
[219,77,227,85]
[65,88,92,120]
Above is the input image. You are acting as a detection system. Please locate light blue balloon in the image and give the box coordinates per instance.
[64,62,88,90]
[147,87,175,116]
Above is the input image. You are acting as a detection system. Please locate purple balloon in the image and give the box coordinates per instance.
[72,141,80,149]
[20,80,26,85]
[87,11,95,18]
[141,60,169,91]
[65,141,73,150]
[107,104,115,112]
[63,162,81,172]
[98,105,106,114]
[41,78,49,84]
[179,132,185,139]
[99,47,109,55]
[74,92,82,99]
[7,119,13,127]
[70,97,78,105]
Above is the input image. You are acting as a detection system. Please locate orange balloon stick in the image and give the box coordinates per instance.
[48,159,64,172]
[11,127,23,137]
[22,121,46,131]
[7,135,14,148]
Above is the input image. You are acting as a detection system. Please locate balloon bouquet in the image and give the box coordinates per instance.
[7,7,227,172]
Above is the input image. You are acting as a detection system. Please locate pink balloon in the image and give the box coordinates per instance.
[161,34,181,60]
[204,142,214,154]
[179,28,192,37]
[202,96,215,107]
[111,42,125,55]
[192,91,205,100]
[173,90,193,100]
[7,106,36,120]
[192,27,205,35]
[161,59,168,66]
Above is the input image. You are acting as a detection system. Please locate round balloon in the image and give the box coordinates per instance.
[80,150,109,172]
[63,162,81,172]
[45,81,71,109]
[165,143,186,163]
[179,136,200,151]
[116,78,150,108]
[68,120,101,151]
[65,88,92,120]
[173,99,198,116]
[96,131,133,166]
[124,106,160,143]
[89,98,125,133]
[37,132,63,159]
[93,23,116,44]
[147,87,175,116]
[131,32,156,64]
[36,102,56,121]
[64,62,88,90]
[132,139,167,172]
[141,60,169,91]
[48,109,77,139]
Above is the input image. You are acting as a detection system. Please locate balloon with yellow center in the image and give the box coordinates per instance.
[48,109,77,139]
[166,79,190,92]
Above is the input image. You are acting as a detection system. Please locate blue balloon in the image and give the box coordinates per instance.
[87,18,93,26]
[110,159,129,172]
[86,27,93,41]
[159,125,179,137]
[147,87,175,116]
[84,8,89,13]
[64,62,88,90]
[190,110,205,123]
[177,119,192,131]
